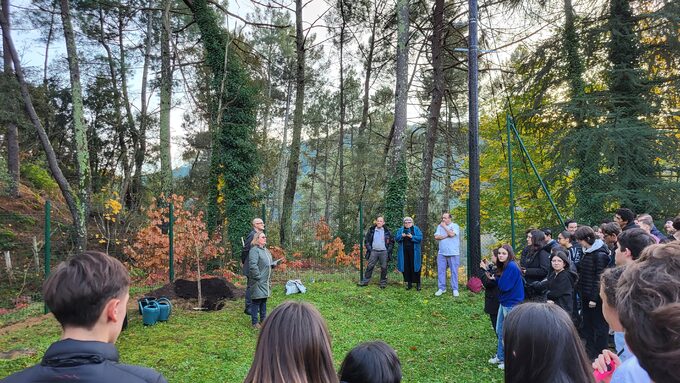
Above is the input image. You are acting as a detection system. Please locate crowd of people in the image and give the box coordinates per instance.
[2,207,679,383]
[478,208,680,383]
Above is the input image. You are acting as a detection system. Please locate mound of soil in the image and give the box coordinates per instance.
[145,277,244,311]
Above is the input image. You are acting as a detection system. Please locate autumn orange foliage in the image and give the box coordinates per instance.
[124,195,224,284]
[322,237,360,269]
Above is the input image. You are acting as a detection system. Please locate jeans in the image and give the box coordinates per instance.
[250,298,267,325]
[363,250,388,286]
[437,254,460,291]
[496,305,514,362]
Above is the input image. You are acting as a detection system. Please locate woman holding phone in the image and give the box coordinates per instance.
[395,216,423,291]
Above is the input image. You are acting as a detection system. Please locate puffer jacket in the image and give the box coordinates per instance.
[0,339,167,383]
[577,239,610,302]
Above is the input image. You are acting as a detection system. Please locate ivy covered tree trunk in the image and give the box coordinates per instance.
[160,0,173,198]
[416,0,444,240]
[184,0,259,257]
[384,0,409,231]
[60,0,90,250]
[280,0,305,248]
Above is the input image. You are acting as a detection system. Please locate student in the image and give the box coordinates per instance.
[575,225,611,359]
[479,248,500,332]
[504,302,595,383]
[591,267,650,383]
[244,301,338,383]
[520,230,550,301]
[614,243,680,383]
[487,244,524,370]
[339,341,402,383]
[1,251,167,383]
[532,248,577,316]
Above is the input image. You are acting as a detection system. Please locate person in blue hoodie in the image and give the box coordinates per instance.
[487,244,524,370]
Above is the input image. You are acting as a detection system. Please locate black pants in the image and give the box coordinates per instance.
[582,301,609,359]
[402,248,421,284]
[250,298,267,325]
[243,262,251,312]
[488,311,498,334]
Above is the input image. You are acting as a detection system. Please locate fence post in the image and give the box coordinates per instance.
[44,200,51,314]
[358,202,364,281]
[169,202,175,282]
[3,251,12,281]
[506,114,516,250]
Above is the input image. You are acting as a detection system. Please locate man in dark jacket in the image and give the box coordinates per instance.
[241,218,265,315]
[359,216,394,288]
[1,251,167,383]
[614,208,639,232]
[574,226,611,360]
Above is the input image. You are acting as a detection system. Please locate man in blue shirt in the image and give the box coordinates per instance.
[434,213,461,297]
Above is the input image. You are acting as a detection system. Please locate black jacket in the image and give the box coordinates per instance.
[1,339,167,383]
[536,270,576,314]
[478,265,500,316]
[577,240,610,302]
[364,225,394,257]
[520,245,550,284]
[241,229,258,264]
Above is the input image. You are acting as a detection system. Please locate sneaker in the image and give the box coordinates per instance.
[453,290,460,297]
[498,363,505,370]
[252,323,261,330]
[488,356,501,364]
[357,282,368,287]
[435,289,446,296]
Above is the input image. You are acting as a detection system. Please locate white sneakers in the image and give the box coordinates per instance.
[434,289,460,297]
[489,356,504,370]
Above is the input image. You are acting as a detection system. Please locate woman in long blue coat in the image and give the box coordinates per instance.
[395,216,423,290]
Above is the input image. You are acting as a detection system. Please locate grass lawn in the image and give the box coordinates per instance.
[0,272,503,382]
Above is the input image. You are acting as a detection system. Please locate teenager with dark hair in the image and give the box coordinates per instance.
[520,230,550,301]
[574,225,611,359]
[614,208,638,231]
[1,251,167,383]
[504,303,594,383]
[592,267,651,382]
[479,248,500,332]
[565,219,578,235]
[244,301,338,383]
[532,248,577,316]
[615,243,680,383]
[339,341,402,383]
[487,245,524,370]
[615,228,655,266]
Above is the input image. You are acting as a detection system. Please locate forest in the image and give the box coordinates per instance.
[0,0,678,274]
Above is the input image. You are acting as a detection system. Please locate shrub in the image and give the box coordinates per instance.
[20,163,58,194]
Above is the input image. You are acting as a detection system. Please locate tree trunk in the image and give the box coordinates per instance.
[416,0,444,240]
[2,0,18,198]
[337,5,346,238]
[159,0,173,198]
[131,0,153,210]
[391,0,409,165]
[0,9,82,238]
[118,6,136,206]
[274,78,292,220]
[280,0,305,248]
[60,0,90,251]
[97,6,131,206]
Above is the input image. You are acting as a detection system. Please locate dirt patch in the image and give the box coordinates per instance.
[0,314,51,337]
[0,348,37,360]
[144,277,244,311]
